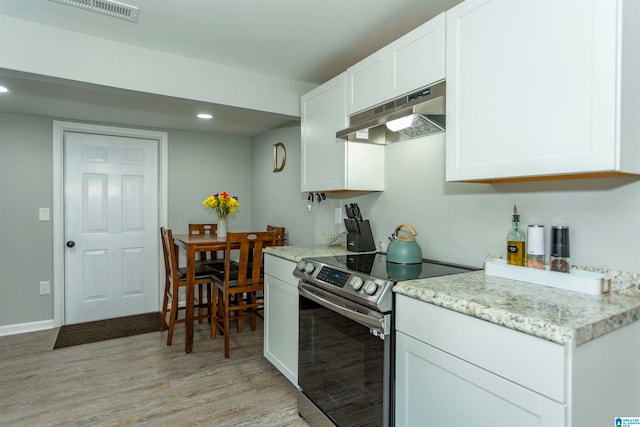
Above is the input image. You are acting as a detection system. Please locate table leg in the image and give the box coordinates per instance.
[185,245,195,353]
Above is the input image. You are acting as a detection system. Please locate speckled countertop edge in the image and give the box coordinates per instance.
[394,270,640,346]
[264,245,353,263]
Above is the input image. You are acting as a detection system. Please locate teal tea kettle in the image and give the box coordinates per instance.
[386,224,423,264]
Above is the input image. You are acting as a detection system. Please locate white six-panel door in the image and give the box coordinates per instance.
[64,131,159,323]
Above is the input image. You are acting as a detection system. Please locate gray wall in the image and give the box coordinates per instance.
[167,130,253,233]
[0,113,54,325]
[249,123,316,245]
[0,112,255,328]
[3,112,639,329]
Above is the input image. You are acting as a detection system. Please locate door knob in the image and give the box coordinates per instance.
[66,241,76,248]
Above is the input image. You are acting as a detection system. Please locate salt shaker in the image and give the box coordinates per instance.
[526,225,545,269]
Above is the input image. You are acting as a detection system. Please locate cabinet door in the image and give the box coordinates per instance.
[345,141,385,191]
[264,255,298,385]
[346,49,387,115]
[301,73,348,191]
[264,274,298,386]
[445,0,618,181]
[301,73,385,192]
[387,12,445,99]
[396,332,566,427]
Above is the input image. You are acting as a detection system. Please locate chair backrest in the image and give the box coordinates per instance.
[160,226,170,275]
[266,225,285,246]
[189,223,217,236]
[160,227,179,288]
[223,231,276,290]
[189,223,219,260]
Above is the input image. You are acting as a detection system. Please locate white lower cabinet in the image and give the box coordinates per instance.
[395,293,640,426]
[395,294,567,426]
[396,332,565,426]
[263,254,298,386]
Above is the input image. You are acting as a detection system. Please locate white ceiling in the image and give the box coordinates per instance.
[0,0,461,135]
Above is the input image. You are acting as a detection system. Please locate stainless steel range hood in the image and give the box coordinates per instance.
[336,81,445,144]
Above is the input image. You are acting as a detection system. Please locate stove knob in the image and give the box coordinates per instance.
[350,276,364,291]
[363,280,378,295]
[296,261,307,271]
[304,263,316,274]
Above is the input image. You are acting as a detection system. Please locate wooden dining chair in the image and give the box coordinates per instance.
[266,225,286,246]
[189,223,229,321]
[211,230,276,358]
[160,227,215,345]
[188,223,224,266]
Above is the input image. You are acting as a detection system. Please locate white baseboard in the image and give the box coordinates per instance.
[0,319,55,337]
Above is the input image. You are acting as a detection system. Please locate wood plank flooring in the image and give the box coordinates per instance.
[0,319,309,427]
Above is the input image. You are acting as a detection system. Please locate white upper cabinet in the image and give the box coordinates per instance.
[346,13,447,115]
[387,12,446,101]
[346,49,387,116]
[301,73,385,192]
[446,0,640,182]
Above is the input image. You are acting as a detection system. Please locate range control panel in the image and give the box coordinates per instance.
[293,259,393,313]
[316,267,350,288]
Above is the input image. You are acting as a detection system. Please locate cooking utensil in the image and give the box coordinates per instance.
[345,204,354,219]
[351,203,363,221]
[387,223,422,264]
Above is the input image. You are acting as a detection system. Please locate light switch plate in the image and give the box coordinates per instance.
[39,281,51,295]
[39,207,50,221]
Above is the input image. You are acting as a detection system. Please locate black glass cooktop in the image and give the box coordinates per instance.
[309,253,479,282]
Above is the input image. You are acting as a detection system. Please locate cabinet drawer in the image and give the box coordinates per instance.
[396,332,566,426]
[396,294,566,402]
[264,254,297,287]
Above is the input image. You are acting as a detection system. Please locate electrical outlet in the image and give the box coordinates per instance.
[39,281,50,295]
[334,207,342,224]
[39,207,50,221]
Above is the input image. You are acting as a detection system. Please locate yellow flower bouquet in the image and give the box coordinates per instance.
[202,192,239,218]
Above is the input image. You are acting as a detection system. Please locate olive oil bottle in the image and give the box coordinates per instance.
[507,205,526,266]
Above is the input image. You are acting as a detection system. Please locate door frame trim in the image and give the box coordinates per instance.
[52,121,168,327]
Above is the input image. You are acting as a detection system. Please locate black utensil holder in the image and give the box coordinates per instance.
[345,219,376,252]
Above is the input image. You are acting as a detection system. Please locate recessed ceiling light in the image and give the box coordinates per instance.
[197,113,213,119]
[0,85,8,93]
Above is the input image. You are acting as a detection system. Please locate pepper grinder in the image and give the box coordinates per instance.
[550,226,570,273]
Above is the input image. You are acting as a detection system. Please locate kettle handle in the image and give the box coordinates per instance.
[394,223,418,238]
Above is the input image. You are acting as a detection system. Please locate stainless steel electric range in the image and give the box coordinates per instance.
[294,252,478,427]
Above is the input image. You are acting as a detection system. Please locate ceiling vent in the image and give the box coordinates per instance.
[49,0,139,23]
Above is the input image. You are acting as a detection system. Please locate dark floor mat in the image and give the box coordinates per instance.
[54,312,165,349]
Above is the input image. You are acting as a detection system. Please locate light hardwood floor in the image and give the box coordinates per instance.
[0,319,309,427]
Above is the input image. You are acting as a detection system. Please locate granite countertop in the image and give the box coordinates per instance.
[266,245,640,346]
[264,244,352,263]
[394,270,640,346]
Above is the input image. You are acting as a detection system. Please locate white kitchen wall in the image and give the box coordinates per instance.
[353,134,640,272]
[307,133,640,273]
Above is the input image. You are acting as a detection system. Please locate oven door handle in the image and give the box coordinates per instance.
[299,283,387,334]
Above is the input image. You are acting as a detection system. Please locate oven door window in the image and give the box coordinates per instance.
[299,294,385,427]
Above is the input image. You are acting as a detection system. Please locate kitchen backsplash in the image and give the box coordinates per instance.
[317,134,640,275]
[250,125,640,276]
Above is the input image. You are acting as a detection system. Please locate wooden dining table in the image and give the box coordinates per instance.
[172,233,229,353]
